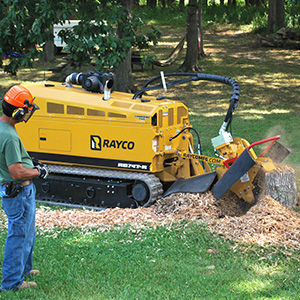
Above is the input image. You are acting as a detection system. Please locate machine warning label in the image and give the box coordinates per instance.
[91,135,135,151]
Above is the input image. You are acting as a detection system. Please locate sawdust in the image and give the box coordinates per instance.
[35,205,159,229]
[25,191,300,249]
[1,179,299,249]
[209,194,300,248]
[269,163,295,174]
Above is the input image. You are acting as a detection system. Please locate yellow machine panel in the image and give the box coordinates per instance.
[17,80,191,177]
[39,129,71,152]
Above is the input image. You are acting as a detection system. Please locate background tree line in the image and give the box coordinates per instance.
[0,0,299,91]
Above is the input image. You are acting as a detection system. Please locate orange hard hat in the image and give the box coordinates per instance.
[4,85,35,109]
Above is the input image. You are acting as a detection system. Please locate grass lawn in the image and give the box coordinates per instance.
[1,222,300,299]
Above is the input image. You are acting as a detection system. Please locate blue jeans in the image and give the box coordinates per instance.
[1,183,36,291]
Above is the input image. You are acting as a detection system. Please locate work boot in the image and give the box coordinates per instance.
[17,281,37,290]
[29,270,40,276]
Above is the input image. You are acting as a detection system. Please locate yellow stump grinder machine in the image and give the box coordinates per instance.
[16,72,290,209]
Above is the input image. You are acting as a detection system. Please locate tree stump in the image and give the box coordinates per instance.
[264,166,297,208]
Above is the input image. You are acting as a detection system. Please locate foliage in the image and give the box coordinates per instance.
[0,0,160,75]
[251,11,268,34]
[134,6,188,26]
[0,0,75,74]
[286,2,300,32]
[205,3,267,25]
[59,2,160,71]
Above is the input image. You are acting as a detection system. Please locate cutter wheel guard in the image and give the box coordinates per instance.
[16,72,290,209]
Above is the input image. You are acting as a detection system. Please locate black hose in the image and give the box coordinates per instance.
[169,126,202,155]
[133,73,240,133]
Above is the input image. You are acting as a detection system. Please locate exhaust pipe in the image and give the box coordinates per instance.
[103,79,114,101]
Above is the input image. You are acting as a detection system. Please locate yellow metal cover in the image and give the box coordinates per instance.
[17,81,191,177]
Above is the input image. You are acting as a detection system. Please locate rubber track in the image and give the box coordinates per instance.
[48,164,164,208]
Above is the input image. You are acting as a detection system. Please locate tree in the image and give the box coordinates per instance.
[59,0,159,91]
[0,0,159,92]
[42,28,55,63]
[267,0,285,34]
[198,6,206,58]
[179,0,202,72]
[115,0,134,92]
[147,0,157,7]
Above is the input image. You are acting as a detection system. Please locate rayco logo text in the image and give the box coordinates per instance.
[90,135,135,151]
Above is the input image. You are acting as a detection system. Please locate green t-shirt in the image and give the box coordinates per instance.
[0,120,34,185]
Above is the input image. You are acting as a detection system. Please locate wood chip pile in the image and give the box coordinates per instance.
[33,191,300,249]
[35,206,160,229]
[209,194,300,248]
[1,191,300,249]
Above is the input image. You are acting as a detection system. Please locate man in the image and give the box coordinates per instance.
[0,85,49,291]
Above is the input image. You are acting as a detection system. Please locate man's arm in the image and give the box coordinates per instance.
[8,162,39,181]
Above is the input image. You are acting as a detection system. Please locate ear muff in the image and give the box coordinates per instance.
[12,107,26,120]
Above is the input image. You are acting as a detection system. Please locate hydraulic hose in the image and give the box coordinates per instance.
[169,126,202,155]
[133,73,240,133]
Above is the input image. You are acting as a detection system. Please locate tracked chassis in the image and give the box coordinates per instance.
[34,165,163,209]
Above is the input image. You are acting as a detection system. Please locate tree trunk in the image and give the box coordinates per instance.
[255,165,298,209]
[179,0,201,72]
[267,0,285,34]
[115,0,134,92]
[265,170,297,208]
[42,41,55,62]
[115,49,133,92]
[198,7,206,58]
[41,28,55,62]
[167,0,175,7]
[147,0,157,7]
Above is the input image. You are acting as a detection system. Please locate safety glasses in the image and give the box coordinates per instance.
[23,103,40,123]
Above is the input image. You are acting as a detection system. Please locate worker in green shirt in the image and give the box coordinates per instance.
[0,85,48,291]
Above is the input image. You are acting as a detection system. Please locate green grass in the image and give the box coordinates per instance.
[136,3,300,34]
[1,222,300,299]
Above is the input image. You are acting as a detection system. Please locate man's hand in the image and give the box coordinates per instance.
[34,164,49,179]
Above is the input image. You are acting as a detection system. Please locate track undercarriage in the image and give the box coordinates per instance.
[34,165,163,209]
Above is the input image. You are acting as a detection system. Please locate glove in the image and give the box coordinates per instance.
[34,164,49,179]
[32,157,42,166]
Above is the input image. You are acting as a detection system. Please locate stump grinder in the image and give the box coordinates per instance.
[16,72,291,209]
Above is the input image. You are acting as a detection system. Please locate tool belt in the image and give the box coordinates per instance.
[2,180,32,198]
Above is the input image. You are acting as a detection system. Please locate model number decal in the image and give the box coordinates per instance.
[118,163,148,170]
[91,135,135,151]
